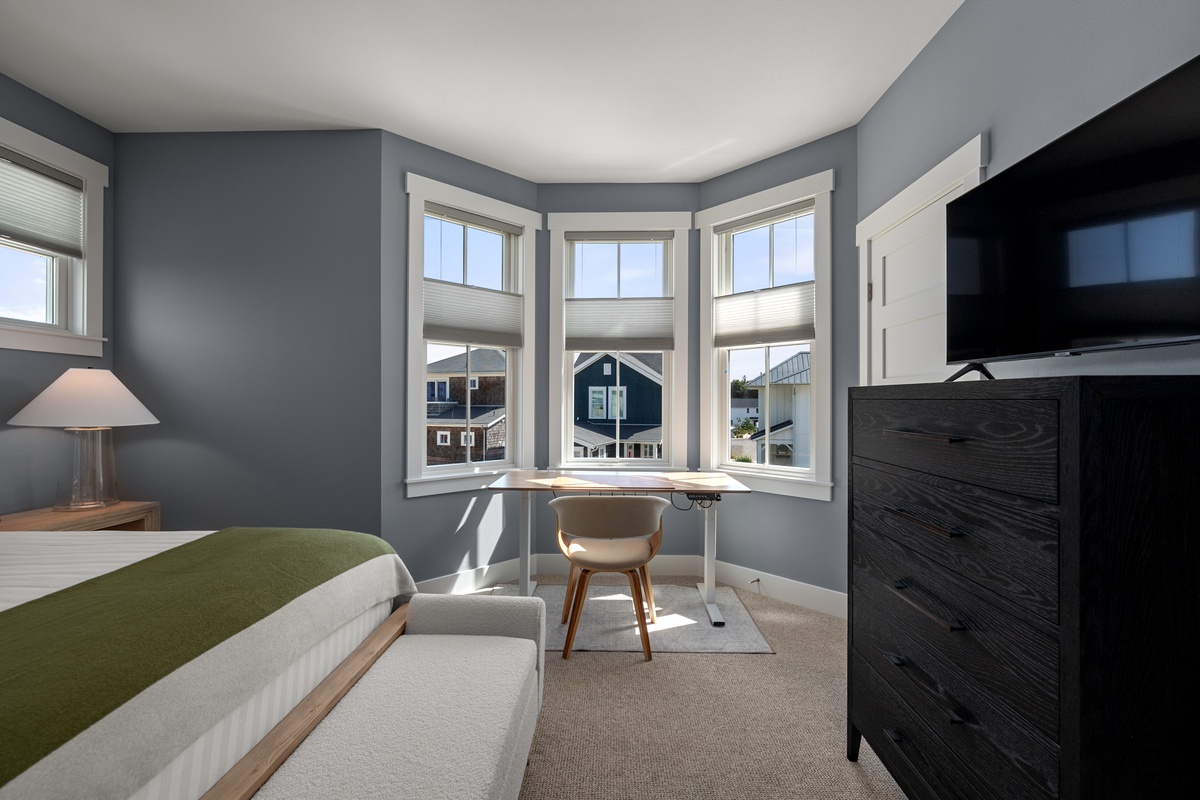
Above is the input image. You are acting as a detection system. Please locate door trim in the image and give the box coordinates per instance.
[856,135,988,386]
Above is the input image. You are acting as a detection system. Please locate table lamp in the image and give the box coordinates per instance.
[8,367,159,510]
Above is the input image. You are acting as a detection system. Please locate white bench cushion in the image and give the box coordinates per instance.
[255,634,539,800]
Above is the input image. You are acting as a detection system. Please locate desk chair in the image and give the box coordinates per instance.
[549,495,671,661]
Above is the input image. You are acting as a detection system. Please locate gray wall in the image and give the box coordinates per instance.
[113,130,386,533]
[6,0,1200,592]
[858,0,1200,383]
[0,73,114,514]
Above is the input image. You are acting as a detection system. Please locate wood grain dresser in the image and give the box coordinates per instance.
[847,376,1200,799]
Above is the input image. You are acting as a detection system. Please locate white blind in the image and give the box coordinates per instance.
[423,279,523,347]
[0,151,84,258]
[565,297,674,350]
[713,281,815,348]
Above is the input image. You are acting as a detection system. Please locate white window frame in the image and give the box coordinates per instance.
[0,117,108,356]
[460,431,476,446]
[607,385,627,420]
[548,211,690,469]
[698,171,834,501]
[587,386,607,420]
[436,430,451,446]
[404,174,540,497]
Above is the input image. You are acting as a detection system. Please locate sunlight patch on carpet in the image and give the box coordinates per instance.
[495,583,773,654]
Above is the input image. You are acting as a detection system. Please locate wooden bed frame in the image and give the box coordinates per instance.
[201,603,410,799]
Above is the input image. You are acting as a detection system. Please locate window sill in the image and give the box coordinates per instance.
[0,323,104,357]
[717,466,833,501]
[405,467,512,498]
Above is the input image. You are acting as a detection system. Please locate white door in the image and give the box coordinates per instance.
[857,136,987,386]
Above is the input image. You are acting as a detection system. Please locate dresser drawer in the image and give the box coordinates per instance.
[853,591,1059,800]
[851,652,1002,800]
[852,398,1059,503]
[852,463,1059,623]
[853,524,1059,739]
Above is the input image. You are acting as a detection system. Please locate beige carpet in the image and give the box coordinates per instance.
[511,574,904,800]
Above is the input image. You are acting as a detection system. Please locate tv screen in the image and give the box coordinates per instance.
[946,54,1200,365]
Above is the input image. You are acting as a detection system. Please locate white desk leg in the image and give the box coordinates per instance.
[697,501,724,626]
[518,490,536,597]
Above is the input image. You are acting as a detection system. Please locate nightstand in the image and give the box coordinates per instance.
[0,500,161,531]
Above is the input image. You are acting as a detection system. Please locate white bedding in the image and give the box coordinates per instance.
[0,529,414,800]
[0,530,215,611]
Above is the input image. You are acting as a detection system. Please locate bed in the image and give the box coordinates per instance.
[0,527,417,800]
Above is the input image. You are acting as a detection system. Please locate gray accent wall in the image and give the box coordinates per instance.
[113,130,386,533]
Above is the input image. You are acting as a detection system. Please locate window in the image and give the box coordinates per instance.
[698,172,834,500]
[548,212,690,468]
[0,121,108,356]
[405,174,539,496]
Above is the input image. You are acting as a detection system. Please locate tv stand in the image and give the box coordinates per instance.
[944,362,996,382]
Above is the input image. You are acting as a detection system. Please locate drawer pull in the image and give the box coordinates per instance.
[885,507,965,539]
[887,652,971,726]
[889,580,966,632]
[882,428,966,444]
[881,728,941,799]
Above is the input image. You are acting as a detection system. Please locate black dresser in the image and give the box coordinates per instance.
[847,376,1200,799]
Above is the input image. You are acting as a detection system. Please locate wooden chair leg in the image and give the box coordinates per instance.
[562,564,580,624]
[626,570,652,661]
[562,569,592,660]
[639,564,657,624]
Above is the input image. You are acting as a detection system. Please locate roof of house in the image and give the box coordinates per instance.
[750,419,793,440]
[426,348,507,374]
[574,352,663,377]
[571,421,663,449]
[426,405,506,427]
[746,352,810,387]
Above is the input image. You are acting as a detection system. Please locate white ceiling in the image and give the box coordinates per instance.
[0,0,963,184]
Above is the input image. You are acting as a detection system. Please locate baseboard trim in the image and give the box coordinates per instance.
[414,559,520,594]
[713,560,847,619]
[417,554,847,619]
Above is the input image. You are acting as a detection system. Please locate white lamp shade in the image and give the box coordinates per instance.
[8,368,159,428]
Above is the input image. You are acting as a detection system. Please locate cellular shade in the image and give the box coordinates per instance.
[423,279,523,347]
[0,147,84,259]
[565,297,674,351]
[713,281,816,348]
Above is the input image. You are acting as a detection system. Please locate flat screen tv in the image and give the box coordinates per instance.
[946,53,1200,365]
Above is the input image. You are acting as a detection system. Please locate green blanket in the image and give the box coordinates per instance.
[0,526,398,788]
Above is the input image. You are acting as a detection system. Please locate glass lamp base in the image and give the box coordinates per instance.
[53,427,120,510]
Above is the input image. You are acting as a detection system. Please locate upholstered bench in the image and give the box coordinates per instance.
[254,593,545,800]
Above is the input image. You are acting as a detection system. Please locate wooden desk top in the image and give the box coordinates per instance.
[488,469,750,495]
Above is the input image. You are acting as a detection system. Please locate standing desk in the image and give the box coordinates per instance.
[487,470,750,626]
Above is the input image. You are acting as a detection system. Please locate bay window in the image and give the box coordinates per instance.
[548,212,690,468]
[698,171,834,500]
[405,174,539,496]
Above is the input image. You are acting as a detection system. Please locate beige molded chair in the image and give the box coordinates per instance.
[549,495,671,661]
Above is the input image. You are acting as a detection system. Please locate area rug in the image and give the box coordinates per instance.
[494,582,774,654]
